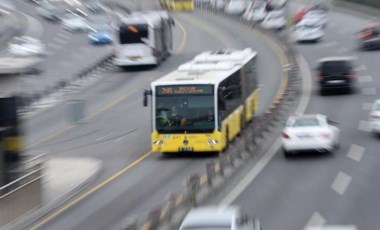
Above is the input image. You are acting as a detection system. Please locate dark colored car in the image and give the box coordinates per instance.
[316,57,356,94]
[357,23,380,50]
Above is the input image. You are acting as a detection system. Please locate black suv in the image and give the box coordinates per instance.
[316,57,356,94]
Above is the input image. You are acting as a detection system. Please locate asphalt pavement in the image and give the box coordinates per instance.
[212,1,380,230]
[20,3,284,230]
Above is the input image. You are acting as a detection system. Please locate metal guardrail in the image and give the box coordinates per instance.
[121,4,302,230]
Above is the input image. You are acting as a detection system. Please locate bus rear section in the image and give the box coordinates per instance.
[112,12,173,68]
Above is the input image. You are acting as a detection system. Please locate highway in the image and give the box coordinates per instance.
[216,2,380,230]
[0,0,109,96]
[21,1,285,230]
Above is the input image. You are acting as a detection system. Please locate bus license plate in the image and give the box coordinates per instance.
[179,147,193,152]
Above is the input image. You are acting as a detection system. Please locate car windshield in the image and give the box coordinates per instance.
[155,85,215,133]
[320,61,351,74]
[292,118,320,127]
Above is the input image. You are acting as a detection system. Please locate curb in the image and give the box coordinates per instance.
[3,158,103,230]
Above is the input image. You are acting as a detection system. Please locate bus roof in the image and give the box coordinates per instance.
[119,11,170,27]
[151,48,257,87]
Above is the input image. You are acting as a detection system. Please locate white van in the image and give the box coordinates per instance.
[180,206,261,230]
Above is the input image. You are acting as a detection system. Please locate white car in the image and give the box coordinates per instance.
[270,0,288,9]
[61,13,89,32]
[370,99,380,135]
[261,10,286,29]
[282,114,340,157]
[303,9,328,28]
[243,1,267,22]
[8,36,46,57]
[293,22,324,43]
[224,0,248,15]
[180,206,261,230]
[210,0,225,10]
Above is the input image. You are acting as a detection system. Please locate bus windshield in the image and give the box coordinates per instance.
[155,85,215,133]
[119,23,148,44]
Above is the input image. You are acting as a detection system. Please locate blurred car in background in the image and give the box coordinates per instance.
[36,1,65,22]
[224,0,248,15]
[370,99,380,136]
[269,0,288,9]
[8,36,46,57]
[261,10,286,29]
[303,9,328,28]
[61,13,89,32]
[85,0,107,13]
[315,56,356,94]
[282,114,340,158]
[88,22,113,45]
[293,6,310,24]
[243,0,267,22]
[180,206,261,230]
[356,23,380,50]
[294,21,324,43]
[210,0,225,10]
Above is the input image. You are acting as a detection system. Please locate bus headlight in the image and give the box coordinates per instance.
[153,140,164,145]
[208,139,218,145]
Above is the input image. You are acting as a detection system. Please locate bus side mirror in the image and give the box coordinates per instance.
[143,89,152,107]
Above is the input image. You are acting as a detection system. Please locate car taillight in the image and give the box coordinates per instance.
[282,132,290,139]
[357,31,372,39]
[316,73,323,81]
[371,114,380,119]
[321,132,330,139]
[347,71,356,78]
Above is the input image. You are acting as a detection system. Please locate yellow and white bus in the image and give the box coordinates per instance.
[143,48,259,154]
[160,0,195,11]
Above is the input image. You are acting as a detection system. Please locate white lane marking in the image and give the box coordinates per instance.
[347,144,365,162]
[96,132,114,141]
[361,87,377,95]
[355,65,367,71]
[304,212,326,228]
[358,75,373,83]
[331,171,352,195]
[114,137,123,142]
[362,102,373,110]
[47,43,61,50]
[220,55,312,205]
[358,120,371,132]
[54,37,68,44]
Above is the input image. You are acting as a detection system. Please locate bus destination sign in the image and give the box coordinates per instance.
[157,85,213,95]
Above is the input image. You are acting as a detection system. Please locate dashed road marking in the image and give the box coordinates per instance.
[358,75,373,83]
[331,171,352,195]
[362,102,373,110]
[361,87,377,95]
[347,144,365,162]
[305,212,326,228]
[358,120,371,132]
[321,41,338,48]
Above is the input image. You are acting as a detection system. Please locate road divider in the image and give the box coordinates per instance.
[120,3,303,230]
